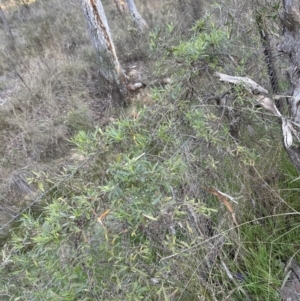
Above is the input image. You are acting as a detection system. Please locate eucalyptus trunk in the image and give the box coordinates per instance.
[114,0,148,32]
[278,0,300,172]
[80,0,127,97]
[125,0,148,32]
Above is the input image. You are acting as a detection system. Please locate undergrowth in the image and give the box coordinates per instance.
[0,1,299,301]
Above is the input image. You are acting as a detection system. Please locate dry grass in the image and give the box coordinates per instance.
[0,0,107,215]
[0,0,205,235]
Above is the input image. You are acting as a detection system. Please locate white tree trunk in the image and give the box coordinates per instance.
[126,0,148,32]
[114,0,148,32]
[80,0,127,96]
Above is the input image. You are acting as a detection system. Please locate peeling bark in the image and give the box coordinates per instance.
[278,0,300,172]
[80,0,127,96]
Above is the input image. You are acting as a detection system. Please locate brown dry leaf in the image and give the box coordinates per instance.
[256,95,282,117]
[203,187,238,226]
[96,209,111,225]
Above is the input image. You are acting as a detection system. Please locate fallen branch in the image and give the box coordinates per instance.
[215,72,268,94]
[215,72,299,148]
